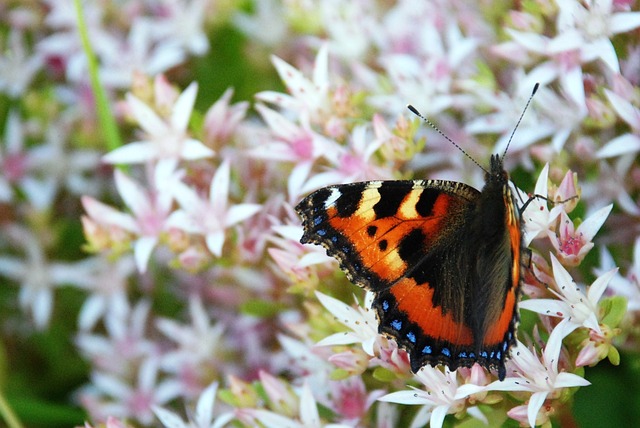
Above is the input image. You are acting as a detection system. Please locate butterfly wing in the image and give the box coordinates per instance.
[296,179,507,374]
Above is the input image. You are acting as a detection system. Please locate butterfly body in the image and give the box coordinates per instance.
[296,154,522,380]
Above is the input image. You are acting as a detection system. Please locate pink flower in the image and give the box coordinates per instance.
[315,291,379,357]
[256,44,331,121]
[520,254,617,337]
[152,382,233,428]
[87,358,181,425]
[0,29,43,97]
[252,103,340,165]
[103,82,214,164]
[0,226,97,329]
[268,223,333,284]
[548,204,612,266]
[555,0,640,72]
[597,88,640,158]
[155,296,225,395]
[237,381,350,428]
[82,161,182,272]
[166,160,261,257]
[203,87,249,147]
[379,366,486,428]
[330,376,383,424]
[302,125,391,187]
[487,325,590,427]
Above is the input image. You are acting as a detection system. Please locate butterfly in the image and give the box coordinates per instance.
[295,85,540,381]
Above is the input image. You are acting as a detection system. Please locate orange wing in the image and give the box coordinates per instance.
[296,180,506,370]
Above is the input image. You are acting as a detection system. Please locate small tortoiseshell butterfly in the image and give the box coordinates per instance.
[296,85,540,381]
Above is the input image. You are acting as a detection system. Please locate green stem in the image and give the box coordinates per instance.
[0,391,24,428]
[73,0,122,152]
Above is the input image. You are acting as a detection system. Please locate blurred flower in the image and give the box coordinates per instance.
[256,45,331,122]
[300,124,391,191]
[98,20,186,89]
[597,88,640,158]
[82,161,183,272]
[252,103,340,165]
[73,256,136,331]
[329,376,384,424]
[166,160,261,257]
[237,381,351,428]
[81,416,133,428]
[149,0,212,57]
[75,300,157,376]
[598,237,640,313]
[84,357,182,425]
[204,88,249,147]
[0,29,43,97]
[103,82,214,164]
[555,0,640,72]
[0,226,96,329]
[152,382,234,428]
[0,110,27,202]
[156,296,226,395]
[233,0,288,46]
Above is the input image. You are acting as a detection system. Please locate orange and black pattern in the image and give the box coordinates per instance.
[296,155,523,380]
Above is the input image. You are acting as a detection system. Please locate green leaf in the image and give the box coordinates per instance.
[600,296,627,327]
[240,299,286,317]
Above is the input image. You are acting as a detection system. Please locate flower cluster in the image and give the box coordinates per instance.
[0,0,638,427]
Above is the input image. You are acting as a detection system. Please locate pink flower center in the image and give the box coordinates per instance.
[335,385,366,419]
[291,134,313,159]
[560,233,584,255]
[3,153,27,182]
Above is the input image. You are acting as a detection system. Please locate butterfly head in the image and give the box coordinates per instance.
[487,154,509,185]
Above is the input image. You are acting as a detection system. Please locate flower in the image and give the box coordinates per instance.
[379,366,486,428]
[315,291,379,357]
[103,81,214,164]
[152,382,234,428]
[548,204,612,266]
[166,160,262,257]
[597,88,640,158]
[521,163,561,246]
[73,256,136,331]
[0,29,43,97]
[0,226,97,329]
[520,253,617,337]
[75,300,157,376]
[82,161,183,272]
[486,325,590,427]
[97,20,186,89]
[237,381,352,428]
[299,124,391,191]
[555,0,640,72]
[203,88,249,147]
[156,296,226,395]
[330,376,384,424]
[86,357,182,425]
[149,0,211,57]
[256,45,331,122]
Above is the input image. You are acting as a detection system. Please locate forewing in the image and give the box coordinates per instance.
[296,180,479,292]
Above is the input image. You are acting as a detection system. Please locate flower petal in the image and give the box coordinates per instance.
[171,82,198,132]
[527,391,548,428]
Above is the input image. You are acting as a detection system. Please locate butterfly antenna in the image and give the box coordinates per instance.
[502,83,540,160]
[407,104,488,175]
